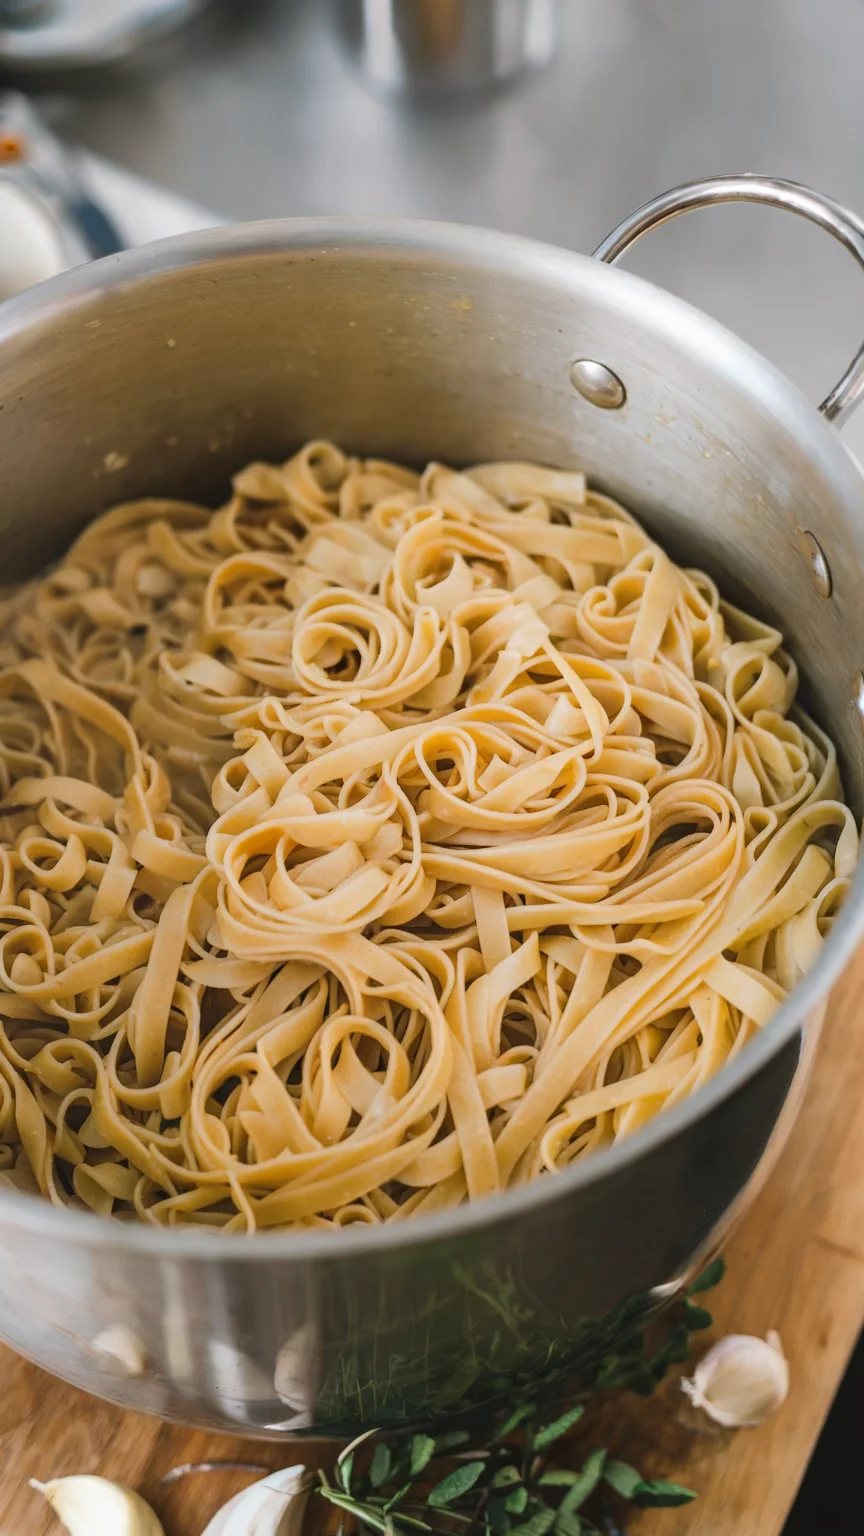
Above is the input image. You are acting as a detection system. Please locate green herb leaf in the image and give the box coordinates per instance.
[319,1489,389,1533]
[435,1355,483,1408]
[646,1321,693,1384]
[554,1513,582,1536]
[485,1495,511,1536]
[509,1506,557,1536]
[435,1431,472,1452]
[601,1461,696,1508]
[632,1479,698,1509]
[409,1435,437,1476]
[560,1450,607,1515]
[688,1255,726,1294]
[492,1403,536,1442]
[370,1443,393,1489]
[619,1364,658,1397]
[337,1427,379,1492]
[602,1460,643,1500]
[427,1461,486,1507]
[537,1471,580,1487]
[505,1487,528,1515]
[383,1483,414,1513]
[491,1466,522,1490]
[533,1406,585,1450]
[595,1351,653,1392]
[680,1298,713,1331]
[352,1512,389,1534]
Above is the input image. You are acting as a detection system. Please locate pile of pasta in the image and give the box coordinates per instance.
[0,443,856,1230]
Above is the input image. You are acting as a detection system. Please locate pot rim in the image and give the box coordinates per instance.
[1,213,863,1261]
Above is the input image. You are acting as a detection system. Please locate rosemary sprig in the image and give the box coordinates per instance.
[315,1258,724,1536]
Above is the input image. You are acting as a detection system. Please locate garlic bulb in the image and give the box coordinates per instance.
[30,1476,164,1535]
[681,1331,789,1427]
[202,1465,310,1536]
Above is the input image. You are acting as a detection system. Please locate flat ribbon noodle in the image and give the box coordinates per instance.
[0,441,856,1229]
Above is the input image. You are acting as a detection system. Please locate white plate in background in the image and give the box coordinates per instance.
[80,150,223,247]
[0,149,222,300]
[0,0,206,69]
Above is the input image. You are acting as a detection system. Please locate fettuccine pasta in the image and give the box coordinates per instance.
[0,443,856,1230]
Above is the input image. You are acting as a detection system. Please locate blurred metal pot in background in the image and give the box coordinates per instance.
[335,0,559,96]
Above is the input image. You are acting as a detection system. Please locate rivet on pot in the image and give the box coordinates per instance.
[569,359,626,410]
[855,672,864,724]
[797,529,832,598]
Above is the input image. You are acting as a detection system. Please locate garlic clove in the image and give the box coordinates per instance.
[201,1465,310,1536]
[30,1475,165,1535]
[91,1323,148,1377]
[681,1330,789,1427]
[0,182,68,303]
[273,1323,315,1415]
[207,1338,278,1424]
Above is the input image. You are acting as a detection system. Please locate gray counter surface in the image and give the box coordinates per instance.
[15,0,864,458]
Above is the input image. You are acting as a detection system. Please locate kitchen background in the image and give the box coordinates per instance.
[11,0,864,464]
[1,1,862,1531]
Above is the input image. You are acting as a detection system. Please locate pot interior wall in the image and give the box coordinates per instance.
[3,226,864,813]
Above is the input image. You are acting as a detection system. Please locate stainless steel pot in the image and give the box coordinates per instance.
[1,175,864,1437]
[335,0,559,96]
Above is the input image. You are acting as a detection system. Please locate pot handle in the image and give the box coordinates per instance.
[592,173,864,428]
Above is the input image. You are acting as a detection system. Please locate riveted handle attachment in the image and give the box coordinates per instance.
[593,173,864,428]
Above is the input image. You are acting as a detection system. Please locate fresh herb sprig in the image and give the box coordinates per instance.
[316,1258,724,1536]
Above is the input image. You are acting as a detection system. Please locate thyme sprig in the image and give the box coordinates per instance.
[316,1258,725,1536]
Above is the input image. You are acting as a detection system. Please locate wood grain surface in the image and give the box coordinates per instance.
[3,949,864,1536]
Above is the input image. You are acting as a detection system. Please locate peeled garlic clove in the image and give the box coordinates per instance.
[30,1475,165,1535]
[207,1339,278,1424]
[682,1330,789,1427]
[274,1323,315,1414]
[0,182,69,303]
[202,1465,310,1536]
[91,1323,148,1377]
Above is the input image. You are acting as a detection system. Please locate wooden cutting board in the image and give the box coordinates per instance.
[2,949,863,1536]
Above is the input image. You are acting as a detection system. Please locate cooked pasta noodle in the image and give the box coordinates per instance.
[0,443,856,1231]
